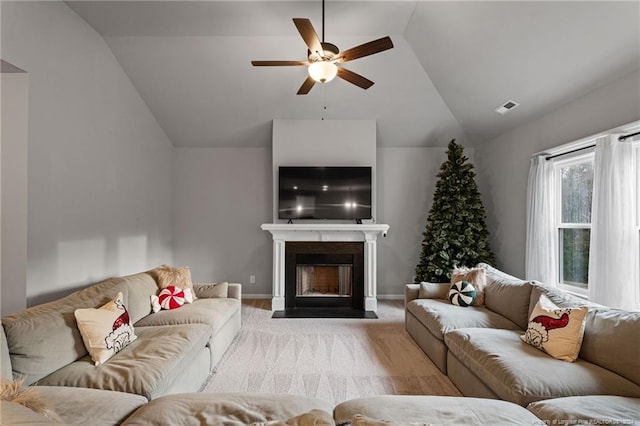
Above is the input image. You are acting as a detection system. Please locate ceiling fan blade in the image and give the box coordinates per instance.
[293,18,323,56]
[337,36,394,63]
[297,76,316,95]
[337,67,374,90]
[251,60,308,67]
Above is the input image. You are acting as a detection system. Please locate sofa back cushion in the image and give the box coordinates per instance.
[531,282,640,385]
[579,308,640,386]
[478,263,533,330]
[528,283,598,318]
[1,278,128,385]
[115,271,160,323]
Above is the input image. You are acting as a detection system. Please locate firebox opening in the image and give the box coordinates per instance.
[296,264,353,298]
[284,241,364,310]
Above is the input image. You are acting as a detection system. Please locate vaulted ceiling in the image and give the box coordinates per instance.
[65,1,640,148]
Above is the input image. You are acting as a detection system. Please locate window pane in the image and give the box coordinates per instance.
[561,162,594,223]
[559,228,590,289]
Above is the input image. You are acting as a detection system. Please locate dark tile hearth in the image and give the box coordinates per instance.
[272,307,378,319]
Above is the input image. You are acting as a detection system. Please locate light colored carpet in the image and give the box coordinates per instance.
[202,299,461,405]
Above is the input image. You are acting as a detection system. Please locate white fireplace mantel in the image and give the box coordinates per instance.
[261,223,390,312]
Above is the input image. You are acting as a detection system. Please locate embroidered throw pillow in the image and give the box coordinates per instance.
[448,281,477,307]
[74,292,137,365]
[521,294,588,362]
[451,267,487,305]
[153,265,197,299]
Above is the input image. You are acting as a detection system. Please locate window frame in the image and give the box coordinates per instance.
[552,151,594,296]
[635,143,640,306]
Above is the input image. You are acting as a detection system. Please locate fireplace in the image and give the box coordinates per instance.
[261,223,389,312]
[285,242,364,309]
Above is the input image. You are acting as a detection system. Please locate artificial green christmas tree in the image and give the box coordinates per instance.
[414,139,495,283]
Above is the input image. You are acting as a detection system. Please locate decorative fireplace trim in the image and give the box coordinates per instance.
[261,223,390,312]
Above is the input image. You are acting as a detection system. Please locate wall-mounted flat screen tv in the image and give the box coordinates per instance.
[279,166,372,220]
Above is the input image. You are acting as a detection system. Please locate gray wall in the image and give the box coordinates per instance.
[2,2,174,306]
[172,148,272,296]
[173,145,462,297]
[475,69,640,277]
[377,147,452,293]
[0,73,29,316]
[272,119,377,222]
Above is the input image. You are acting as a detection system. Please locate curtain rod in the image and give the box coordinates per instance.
[546,131,638,161]
[545,144,594,161]
[619,131,640,141]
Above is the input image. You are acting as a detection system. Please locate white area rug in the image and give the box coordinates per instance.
[202,299,461,405]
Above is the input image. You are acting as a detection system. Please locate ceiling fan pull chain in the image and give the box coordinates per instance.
[321,85,327,120]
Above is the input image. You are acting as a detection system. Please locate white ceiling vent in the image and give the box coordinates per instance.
[494,100,520,115]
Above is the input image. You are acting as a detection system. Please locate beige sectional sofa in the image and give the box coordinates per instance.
[2,390,545,425]
[1,269,242,399]
[405,263,640,421]
[3,264,639,425]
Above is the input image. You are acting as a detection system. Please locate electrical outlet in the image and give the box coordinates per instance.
[249,275,256,284]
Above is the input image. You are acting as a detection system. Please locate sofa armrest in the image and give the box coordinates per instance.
[405,282,450,305]
[227,283,241,303]
[405,284,420,305]
[192,282,242,302]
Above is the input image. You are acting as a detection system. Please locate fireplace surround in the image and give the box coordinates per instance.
[261,223,389,313]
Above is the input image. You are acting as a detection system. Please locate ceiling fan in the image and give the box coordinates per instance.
[251,0,394,95]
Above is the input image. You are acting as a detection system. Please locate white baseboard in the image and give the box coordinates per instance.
[377,294,404,300]
[243,294,272,299]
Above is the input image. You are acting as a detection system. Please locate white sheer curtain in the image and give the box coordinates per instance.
[589,135,637,310]
[526,154,557,285]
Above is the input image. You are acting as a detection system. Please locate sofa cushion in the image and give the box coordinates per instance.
[121,392,334,426]
[528,282,601,317]
[1,278,129,385]
[74,292,137,365]
[158,286,188,310]
[151,265,196,298]
[579,308,640,387]
[35,386,148,426]
[0,401,58,425]
[37,324,211,400]
[451,267,487,305]
[445,328,640,406]
[116,272,163,323]
[448,281,476,307]
[478,263,532,330]
[521,294,588,362]
[134,297,240,336]
[527,396,640,425]
[406,299,521,341]
[349,414,424,426]
[261,410,335,426]
[193,282,229,299]
[334,395,541,425]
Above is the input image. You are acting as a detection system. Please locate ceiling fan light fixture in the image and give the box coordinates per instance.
[308,61,338,83]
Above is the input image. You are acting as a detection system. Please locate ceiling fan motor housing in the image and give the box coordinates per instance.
[308,42,339,62]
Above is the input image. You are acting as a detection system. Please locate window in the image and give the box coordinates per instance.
[529,123,640,307]
[553,153,594,294]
